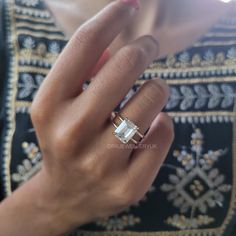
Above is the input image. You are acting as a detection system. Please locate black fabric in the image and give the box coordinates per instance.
[0,0,7,201]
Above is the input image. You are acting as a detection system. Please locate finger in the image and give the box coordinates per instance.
[79,35,159,124]
[91,48,110,78]
[118,78,169,135]
[104,78,169,155]
[43,0,139,99]
[122,113,174,202]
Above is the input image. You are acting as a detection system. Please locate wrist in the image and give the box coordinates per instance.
[0,169,83,236]
[26,169,81,235]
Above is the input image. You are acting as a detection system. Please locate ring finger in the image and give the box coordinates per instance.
[105,78,170,154]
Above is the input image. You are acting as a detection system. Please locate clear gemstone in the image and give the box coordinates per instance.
[114,118,138,144]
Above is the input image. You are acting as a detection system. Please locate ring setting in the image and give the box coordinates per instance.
[111,112,144,145]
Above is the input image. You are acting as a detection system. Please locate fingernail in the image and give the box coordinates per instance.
[122,0,140,10]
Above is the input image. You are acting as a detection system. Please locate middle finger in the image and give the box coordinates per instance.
[78,35,159,125]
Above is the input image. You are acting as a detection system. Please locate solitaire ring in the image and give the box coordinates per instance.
[111,112,144,145]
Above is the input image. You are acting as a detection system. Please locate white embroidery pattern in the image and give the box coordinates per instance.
[166,84,236,111]
[11,142,42,185]
[17,0,40,7]
[161,128,231,230]
[96,215,141,231]
[23,36,35,49]
[49,41,61,54]
[17,73,44,99]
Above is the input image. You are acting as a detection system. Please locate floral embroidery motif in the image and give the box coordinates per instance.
[96,214,141,231]
[23,36,35,49]
[11,142,42,185]
[17,0,40,7]
[20,37,61,67]
[152,48,236,70]
[49,41,61,54]
[15,5,51,18]
[166,84,236,111]
[166,214,215,230]
[18,73,44,99]
[143,46,236,79]
[161,128,231,230]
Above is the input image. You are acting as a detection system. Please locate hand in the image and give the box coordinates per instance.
[0,1,174,235]
[152,0,232,57]
[112,0,232,58]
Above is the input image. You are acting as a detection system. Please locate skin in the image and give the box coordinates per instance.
[46,0,232,57]
[0,0,233,235]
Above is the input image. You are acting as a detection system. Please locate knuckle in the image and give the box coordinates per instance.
[142,81,161,106]
[73,25,93,46]
[119,45,148,69]
[143,79,170,105]
[115,35,160,73]
[114,185,138,208]
[138,92,156,110]
[30,100,48,125]
[80,162,94,176]
[50,108,93,152]
[80,158,105,181]
[141,35,159,58]
[53,127,72,152]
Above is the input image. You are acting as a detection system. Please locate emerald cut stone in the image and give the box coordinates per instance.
[114,118,138,144]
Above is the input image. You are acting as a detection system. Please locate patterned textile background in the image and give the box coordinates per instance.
[1,0,236,236]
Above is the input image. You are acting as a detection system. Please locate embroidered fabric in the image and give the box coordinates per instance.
[0,0,236,235]
[0,0,8,200]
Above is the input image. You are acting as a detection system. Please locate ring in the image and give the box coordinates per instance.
[111,112,144,145]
